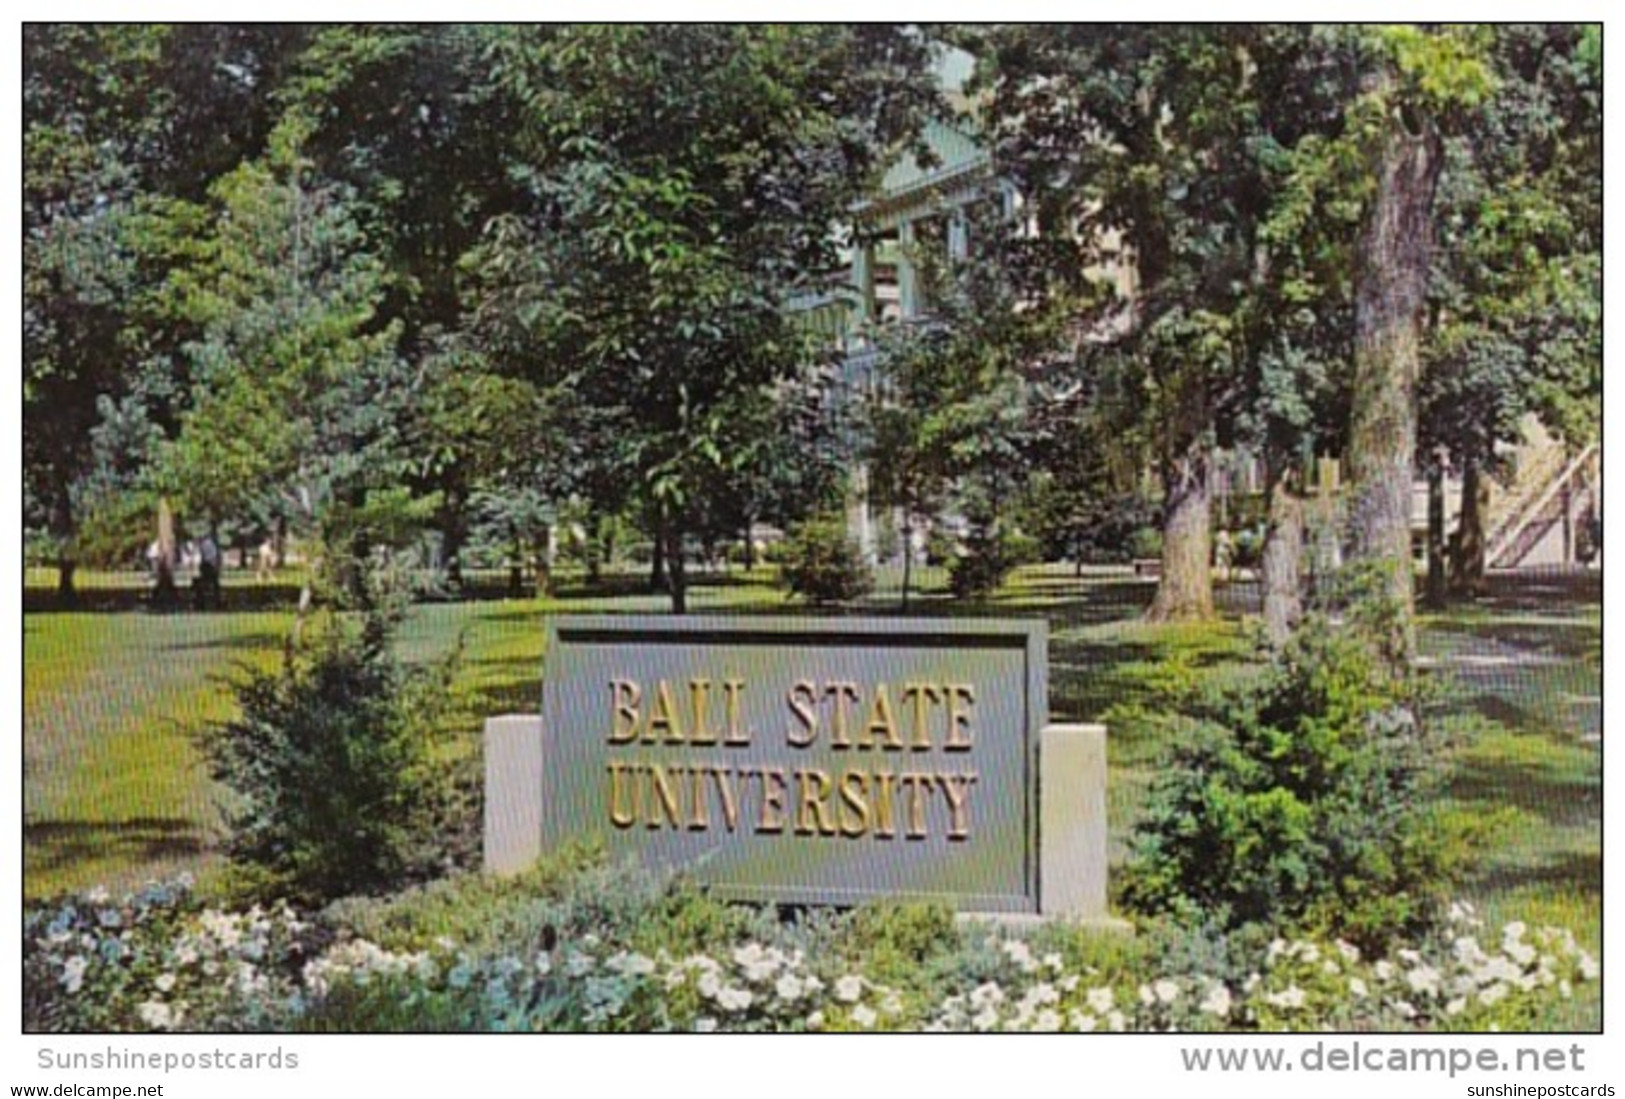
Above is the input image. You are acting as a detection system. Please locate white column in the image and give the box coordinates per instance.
[897,219,920,319]
[948,209,969,263]
[850,239,875,337]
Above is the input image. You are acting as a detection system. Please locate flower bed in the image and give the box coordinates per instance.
[24,868,1597,1034]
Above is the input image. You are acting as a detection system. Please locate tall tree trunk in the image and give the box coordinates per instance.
[649,518,668,593]
[666,520,688,615]
[1147,446,1213,622]
[152,496,179,610]
[1425,462,1447,607]
[274,515,288,568]
[1346,107,1442,645]
[1451,459,1489,598]
[899,508,913,612]
[1261,466,1305,643]
[57,557,77,605]
[442,488,466,590]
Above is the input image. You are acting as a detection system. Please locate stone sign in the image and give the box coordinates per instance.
[486,615,1108,919]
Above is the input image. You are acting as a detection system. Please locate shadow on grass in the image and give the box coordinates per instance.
[1466,850,1601,900]
[26,817,210,872]
[1448,753,1600,831]
[25,584,306,615]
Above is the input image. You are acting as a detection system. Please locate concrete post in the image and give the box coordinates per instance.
[1039,723,1109,919]
[484,714,545,874]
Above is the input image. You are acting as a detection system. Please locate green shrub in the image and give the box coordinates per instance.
[1127,526,1163,560]
[198,600,461,905]
[1120,611,1474,952]
[946,523,1036,599]
[777,515,872,606]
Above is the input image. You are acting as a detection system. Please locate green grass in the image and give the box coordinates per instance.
[24,562,1600,1025]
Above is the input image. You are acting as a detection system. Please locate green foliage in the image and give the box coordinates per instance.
[946,520,1037,600]
[777,515,873,606]
[198,600,461,905]
[1121,610,1473,951]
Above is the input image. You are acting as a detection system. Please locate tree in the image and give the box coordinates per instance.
[468,26,938,613]
[1337,28,1495,639]
[1419,25,1601,596]
[976,26,1294,621]
[156,117,428,620]
[24,25,310,599]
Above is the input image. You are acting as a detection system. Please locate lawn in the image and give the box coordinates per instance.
[23,562,1601,1013]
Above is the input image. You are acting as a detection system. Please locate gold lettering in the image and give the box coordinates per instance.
[646,680,685,744]
[859,683,904,751]
[756,767,788,833]
[607,762,637,828]
[901,683,942,750]
[708,765,741,832]
[786,680,819,747]
[825,682,860,749]
[936,772,978,840]
[723,680,752,746]
[646,763,683,829]
[687,765,710,830]
[794,769,837,836]
[944,684,976,751]
[837,771,870,838]
[688,679,718,746]
[871,771,897,838]
[899,772,932,839]
[609,680,642,743]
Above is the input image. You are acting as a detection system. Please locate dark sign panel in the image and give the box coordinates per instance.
[539,616,1047,912]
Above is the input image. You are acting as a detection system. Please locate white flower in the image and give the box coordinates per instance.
[1106,1010,1127,1032]
[535,953,553,977]
[60,956,88,995]
[1577,954,1599,981]
[716,986,754,1012]
[1032,1009,1062,1032]
[970,982,1005,1009]
[1069,1011,1098,1032]
[565,952,594,977]
[1023,982,1060,1008]
[971,1007,1000,1031]
[851,1004,878,1028]
[805,1010,825,1031]
[1349,977,1369,999]
[834,975,864,1003]
[879,991,903,1015]
[1446,998,1467,1016]
[1138,984,1156,1007]
[1478,983,1509,1008]
[1001,939,1040,974]
[697,970,723,1000]
[1335,940,1361,964]
[1198,984,1232,1018]
[1502,921,1526,943]
[1153,979,1180,1005]
[1505,941,1537,966]
[1405,965,1441,996]
[153,972,177,994]
[1059,974,1080,992]
[1086,986,1113,1014]
[775,974,804,1001]
[1265,986,1306,1010]
[137,1000,174,1030]
[694,1016,717,1033]
[1042,952,1065,973]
